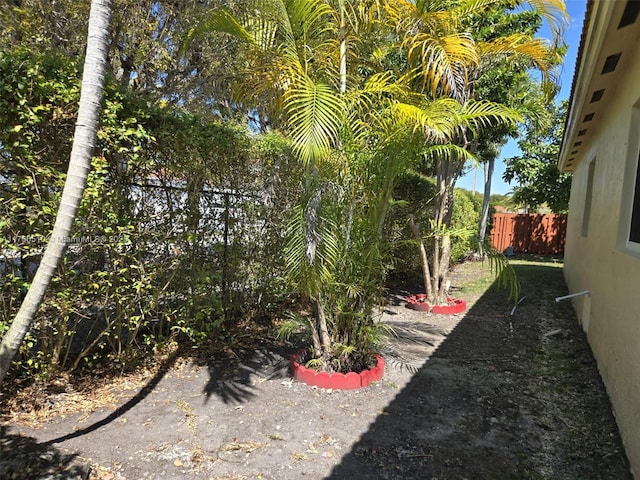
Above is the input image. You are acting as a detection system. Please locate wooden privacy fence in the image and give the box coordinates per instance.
[490,213,568,255]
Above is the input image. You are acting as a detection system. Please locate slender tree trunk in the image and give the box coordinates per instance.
[430,157,460,305]
[338,0,347,95]
[0,0,112,386]
[437,171,460,302]
[478,156,495,248]
[430,158,450,304]
[408,216,431,300]
[313,298,331,355]
[438,234,452,300]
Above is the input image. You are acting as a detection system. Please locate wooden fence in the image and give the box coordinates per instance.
[490,213,567,255]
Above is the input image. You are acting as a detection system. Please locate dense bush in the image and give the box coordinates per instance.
[0,48,300,378]
[450,189,480,263]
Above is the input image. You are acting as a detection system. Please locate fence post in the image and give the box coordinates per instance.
[222,192,230,313]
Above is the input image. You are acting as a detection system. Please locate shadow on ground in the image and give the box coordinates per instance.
[0,425,89,480]
[202,346,292,404]
[327,261,632,479]
[35,350,180,447]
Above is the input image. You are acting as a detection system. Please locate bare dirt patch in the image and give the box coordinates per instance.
[1,258,632,479]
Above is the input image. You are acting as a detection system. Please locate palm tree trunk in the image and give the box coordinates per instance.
[0,0,112,386]
[338,0,347,95]
[313,298,331,355]
[409,216,431,300]
[478,156,495,248]
[438,234,452,300]
[431,156,459,304]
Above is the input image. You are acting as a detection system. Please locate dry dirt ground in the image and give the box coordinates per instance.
[0,257,632,480]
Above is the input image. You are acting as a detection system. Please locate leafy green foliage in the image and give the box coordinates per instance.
[1,0,567,379]
[503,100,571,213]
[450,189,480,262]
[0,47,300,379]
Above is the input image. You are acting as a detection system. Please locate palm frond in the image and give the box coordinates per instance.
[276,312,310,342]
[454,0,505,18]
[275,0,336,63]
[518,0,568,41]
[184,9,258,51]
[458,99,522,132]
[422,143,476,163]
[392,96,474,140]
[378,320,445,373]
[283,189,342,298]
[479,34,560,71]
[480,240,520,303]
[405,32,478,99]
[284,75,344,166]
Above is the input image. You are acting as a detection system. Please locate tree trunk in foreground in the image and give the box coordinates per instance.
[409,216,432,301]
[478,156,495,248]
[0,0,112,386]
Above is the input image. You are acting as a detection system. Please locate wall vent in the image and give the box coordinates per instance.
[591,89,605,102]
[602,53,622,74]
[619,0,640,28]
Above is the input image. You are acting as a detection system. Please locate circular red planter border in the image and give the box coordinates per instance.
[405,295,467,314]
[405,293,430,311]
[431,297,467,315]
[290,351,384,390]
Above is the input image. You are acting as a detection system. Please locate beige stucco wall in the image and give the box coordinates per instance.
[564,45,640,477]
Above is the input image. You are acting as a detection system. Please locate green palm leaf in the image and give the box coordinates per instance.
[284,193,341,298]
[184,9,258,51]
[458,99,522,132]
[422,143,476,163]
[285,75,344,165]
[404,33,478,99]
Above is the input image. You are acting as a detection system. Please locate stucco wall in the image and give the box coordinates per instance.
[564,45,640,477]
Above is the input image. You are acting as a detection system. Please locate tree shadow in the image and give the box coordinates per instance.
[0,425,90,480]
[325,261,631,479]
[41,349,179,446]
[202,346,292,404]
[380,320,449,372]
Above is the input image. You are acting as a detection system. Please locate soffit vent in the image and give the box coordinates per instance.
[619,0,640,28]
[602,53,622,74]
[591,89,605,102]
[583,112,595,122]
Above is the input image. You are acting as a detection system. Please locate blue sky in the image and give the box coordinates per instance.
[457,0,587,195]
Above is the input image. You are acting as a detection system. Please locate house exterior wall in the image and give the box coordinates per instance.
[563,40,640,477]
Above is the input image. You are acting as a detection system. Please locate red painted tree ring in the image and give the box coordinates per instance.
[431,298,467,315]
[290,351,384,390]
[405,294,430,311]
[405,295,467,314]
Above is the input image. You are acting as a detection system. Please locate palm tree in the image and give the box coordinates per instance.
[0,0,113,386]
[187,0,392,367]
[387,0,566,306]
[188,0,552,368]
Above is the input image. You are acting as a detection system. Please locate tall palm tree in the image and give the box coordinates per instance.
[387,0,566,305]
[188,0,380,361]
[0,0,113,386]
[189,0,541,367]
